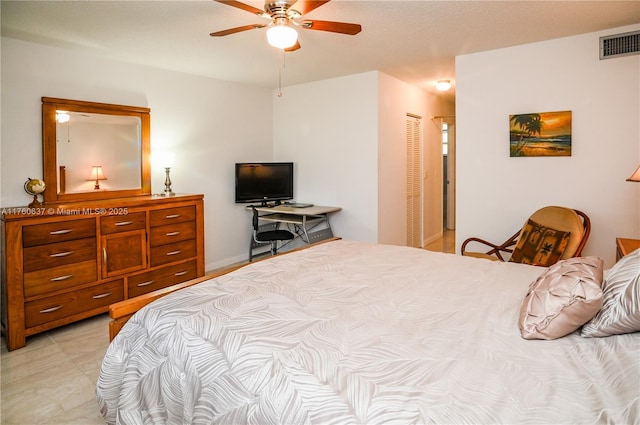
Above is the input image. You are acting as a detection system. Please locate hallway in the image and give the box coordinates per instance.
[424,230,455,254]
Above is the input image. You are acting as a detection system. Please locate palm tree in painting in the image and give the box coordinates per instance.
[510,114,543,155]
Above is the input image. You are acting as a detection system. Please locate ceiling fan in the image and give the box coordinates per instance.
[210,0,362,51]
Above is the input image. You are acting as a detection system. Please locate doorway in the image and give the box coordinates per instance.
[442,119,456,231]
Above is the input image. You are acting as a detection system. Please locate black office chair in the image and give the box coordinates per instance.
[251,206,294,259]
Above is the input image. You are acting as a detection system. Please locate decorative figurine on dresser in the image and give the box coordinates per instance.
[1,97,205,351]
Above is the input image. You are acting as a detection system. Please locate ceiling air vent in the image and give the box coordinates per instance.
[600,30,640,59]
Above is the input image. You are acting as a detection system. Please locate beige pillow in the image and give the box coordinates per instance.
[519,256,604,340]
[581,248,640,337]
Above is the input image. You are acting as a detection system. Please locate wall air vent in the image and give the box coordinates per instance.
[600,30,640,59]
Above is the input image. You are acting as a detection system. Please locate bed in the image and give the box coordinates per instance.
[96,239,639,424]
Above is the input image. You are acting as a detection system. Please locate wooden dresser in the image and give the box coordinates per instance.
[1,193,204,351]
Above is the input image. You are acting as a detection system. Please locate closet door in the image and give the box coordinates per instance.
[406,115,422,248]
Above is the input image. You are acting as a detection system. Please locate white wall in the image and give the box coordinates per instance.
[273,71,380,242]
[1,37,274,269]
[273,71,454,245]
[456,24,640,267]
[377,72,454,246]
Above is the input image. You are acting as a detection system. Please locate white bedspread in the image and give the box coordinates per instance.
[97,240,639,424]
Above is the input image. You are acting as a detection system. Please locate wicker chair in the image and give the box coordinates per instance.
[461,206,591,265]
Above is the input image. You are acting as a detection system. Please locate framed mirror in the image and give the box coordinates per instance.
[42,97,151,204]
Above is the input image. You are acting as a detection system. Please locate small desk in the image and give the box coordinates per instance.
[249,204,341,261]
[616,237,640,261]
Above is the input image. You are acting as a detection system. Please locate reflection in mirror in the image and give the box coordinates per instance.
[42,97,151,204]
[56,111,142,194]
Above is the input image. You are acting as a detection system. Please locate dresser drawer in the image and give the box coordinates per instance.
[24,260,97,298]
[22,218,95,247]
[23,238,97,273]
[100,212,146,235]
[149,221,196,247]
[150,206,195,227]
[25,279,124,328]
[150,239,197,267]
[128,260,197,298]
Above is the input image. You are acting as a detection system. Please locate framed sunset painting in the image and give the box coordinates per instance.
[509,110,572,157]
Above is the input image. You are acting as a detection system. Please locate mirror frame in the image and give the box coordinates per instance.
[42,97,151,204]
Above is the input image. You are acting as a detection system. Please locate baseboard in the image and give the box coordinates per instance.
[423,231,444,247]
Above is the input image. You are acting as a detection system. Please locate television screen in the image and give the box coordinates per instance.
[235,162,294,204]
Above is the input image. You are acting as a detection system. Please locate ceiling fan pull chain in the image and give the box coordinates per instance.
[278,48,285,97]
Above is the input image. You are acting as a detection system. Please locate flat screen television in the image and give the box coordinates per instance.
[235,162,294,205]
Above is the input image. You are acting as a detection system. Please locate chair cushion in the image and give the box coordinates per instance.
[581,248,640,337]
[519,256,604,340]
[529,206,585,259]
[256,230,294,242]
[509,219,570,266]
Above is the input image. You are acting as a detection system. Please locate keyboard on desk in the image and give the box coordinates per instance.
[286,203,314,208]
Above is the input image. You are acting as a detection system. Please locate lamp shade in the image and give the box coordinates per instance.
[627,164,640,182]
[88,165,107,181]
[87,165,107,190]
[266,25,298,49]
[153,152,175,168]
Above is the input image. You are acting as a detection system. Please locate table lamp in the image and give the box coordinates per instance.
[626,164,640,182]
[87,165,107,190]
[155,152,175,196]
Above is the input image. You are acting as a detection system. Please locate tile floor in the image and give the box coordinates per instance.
[1,314,110,424]
[0,231,456,424]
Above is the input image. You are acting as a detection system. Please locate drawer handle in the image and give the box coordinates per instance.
[50,251,74,258]
[166,250,181,256]
[137,280,154,287]
[165,214,181,219]
[115,221,134,226]
[50,274,73,281]
[40,305,62,314]
[166,231,181,236]
[92,292,112,299]
[174,271,188,277]
[50,229,72,235]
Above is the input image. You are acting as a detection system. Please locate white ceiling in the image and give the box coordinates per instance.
[2,1,639,98]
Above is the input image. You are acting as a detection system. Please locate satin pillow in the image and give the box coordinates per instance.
[581,248,640,337]
[519,256,604,340]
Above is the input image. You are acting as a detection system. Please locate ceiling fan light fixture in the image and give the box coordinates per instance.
[266,24,298,49]
[436,80,452,91]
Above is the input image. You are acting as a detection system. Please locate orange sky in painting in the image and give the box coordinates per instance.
[539,111,571,136]
[510,111,571,137]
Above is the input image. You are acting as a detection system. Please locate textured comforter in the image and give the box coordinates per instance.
[97,240,639,424]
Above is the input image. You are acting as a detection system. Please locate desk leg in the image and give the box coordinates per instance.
[297,214,333,244]
[302,216,309,243]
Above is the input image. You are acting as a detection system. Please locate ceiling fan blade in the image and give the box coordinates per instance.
[284,40,301,52]
[210,24,267,37]
[300,20,361,35]
[290,1,330,15]
[214,0,265,16]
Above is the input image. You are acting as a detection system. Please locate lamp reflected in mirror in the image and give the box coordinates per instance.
[627,164,640,182]
[87,165,107,190]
